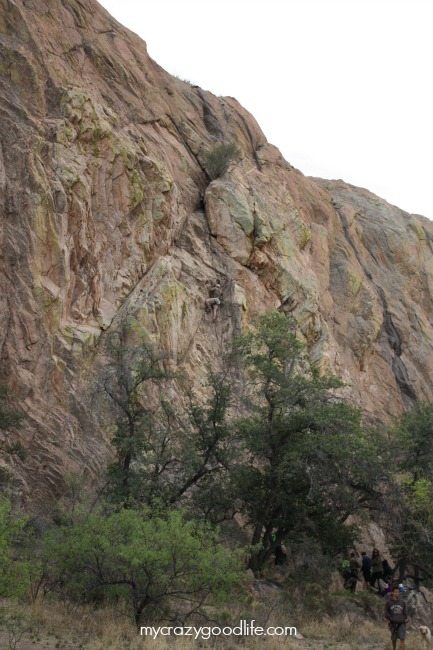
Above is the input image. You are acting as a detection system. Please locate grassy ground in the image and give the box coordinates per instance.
[0,599,428,649]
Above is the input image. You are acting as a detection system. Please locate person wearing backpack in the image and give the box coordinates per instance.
[383,558,394,582]
[341,554,358,592]
[370,548,384,590]
[361,551,372,585]
[348,552,360,592]
[274,542,287,565]
[385,582,408,649]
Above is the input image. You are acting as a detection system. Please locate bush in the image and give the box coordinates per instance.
[203,142,240,179]
[0,606,28,650]
[0,499,33,598]
[41,508,242,625]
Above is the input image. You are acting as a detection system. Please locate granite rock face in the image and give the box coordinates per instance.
[1,0,433,501]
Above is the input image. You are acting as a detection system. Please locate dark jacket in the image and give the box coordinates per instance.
[385,595,407,623]
[371,554,383,574]
[362,555,372,571]
[382,559,393,578]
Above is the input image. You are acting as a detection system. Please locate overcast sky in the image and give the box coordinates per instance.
[99,0,433,219]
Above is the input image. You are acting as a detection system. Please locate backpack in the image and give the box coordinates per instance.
[340,560,352,581]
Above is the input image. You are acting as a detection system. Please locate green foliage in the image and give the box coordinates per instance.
[103,321,235,518]
[393,401,433,481]
[175,369,237,520]
[387,402,433,578]
[231,312,383,570]
[0,499,32,598]
[406,478,433,555]
[102,312,385,576]
[41,508,242,624]
[388,476,433,581]
[102,322,172,507]
[5,308,433,620]
[203,142,240,180]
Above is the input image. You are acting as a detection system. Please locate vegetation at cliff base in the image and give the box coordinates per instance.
[0,499,32,599]
[1,311,433,636]
[387,402,433,579]
[230,312,383,571]
[40,509,241,625]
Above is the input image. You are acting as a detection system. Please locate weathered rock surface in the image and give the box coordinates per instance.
[1,0,433,501]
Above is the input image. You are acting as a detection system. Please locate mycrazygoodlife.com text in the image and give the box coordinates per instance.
[140,620,298,640]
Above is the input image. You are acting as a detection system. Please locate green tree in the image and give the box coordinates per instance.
[101,323,172,507]
[170,369,236,521]
[394,402,433,482]
[231,312,383,571]
[387,402,433,581]
[386,476,433,586]
[102,321,235,517]
[42,508,241,625]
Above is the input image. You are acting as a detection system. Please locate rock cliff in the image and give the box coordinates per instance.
[1,0,433,500]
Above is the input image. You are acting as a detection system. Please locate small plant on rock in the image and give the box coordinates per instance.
[203,142,240,180]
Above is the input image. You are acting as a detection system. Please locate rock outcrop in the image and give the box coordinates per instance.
[1,0,433,501]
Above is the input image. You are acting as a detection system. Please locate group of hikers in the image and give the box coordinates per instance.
[341,549,409,649]
[276,544,399,598]
[341,548,394,594]
[271,541,411,648]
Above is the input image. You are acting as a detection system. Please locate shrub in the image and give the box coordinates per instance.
[42,508,242,625]
[0,499,33,598]
[203,142,240,180]
[0,606,28,650]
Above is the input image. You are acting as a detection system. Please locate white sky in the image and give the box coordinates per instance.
[99,0,433,219]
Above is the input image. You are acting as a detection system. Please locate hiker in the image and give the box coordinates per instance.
[205,280,223,321]
[361,551,372,585]
[383,558,394,582]
[370,548,384,590]
[348,552,360,593]
[274,542,287,566]
[270,531,287,566]
[341,562,354,591]
[341,554,358,593]
[385,582,408,649]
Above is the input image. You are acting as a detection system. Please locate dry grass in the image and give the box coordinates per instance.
[301,614,431,649]
[1,598,430,649]
[302,614,389,647]
[1,599,140,649]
